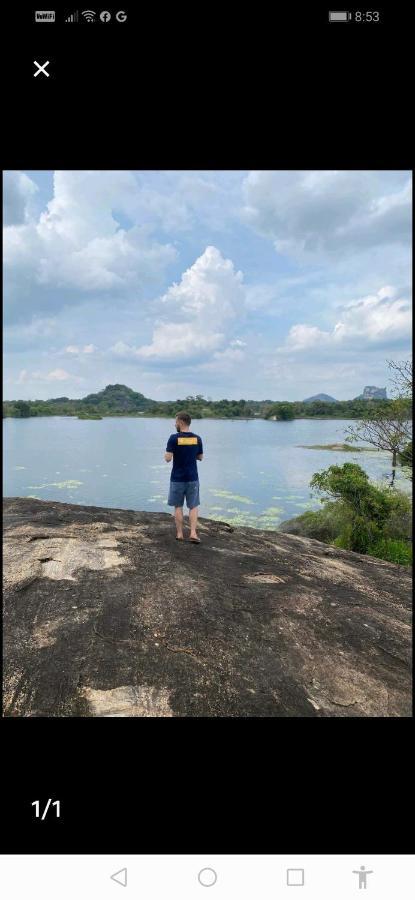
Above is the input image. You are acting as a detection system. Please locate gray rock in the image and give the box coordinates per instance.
[3,497,412,718]
[355,385,388,400]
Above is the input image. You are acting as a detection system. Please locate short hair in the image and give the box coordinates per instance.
[176,411,191,426]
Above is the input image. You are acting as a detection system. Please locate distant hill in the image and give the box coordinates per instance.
[303,393,338,403]
[354,386,387,400]
[82,383,153,413]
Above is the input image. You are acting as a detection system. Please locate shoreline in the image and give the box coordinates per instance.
[3,413,378,421]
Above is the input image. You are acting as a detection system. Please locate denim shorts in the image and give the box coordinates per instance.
[168,480,200,509]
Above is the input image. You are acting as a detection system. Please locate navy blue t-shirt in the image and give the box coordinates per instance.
[166,431,203,482]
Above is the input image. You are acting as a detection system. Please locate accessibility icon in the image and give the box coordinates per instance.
[352,866,373,889]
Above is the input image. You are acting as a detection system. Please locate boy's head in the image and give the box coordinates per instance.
[175,412,191,432]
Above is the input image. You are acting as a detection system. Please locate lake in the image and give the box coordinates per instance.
[3,416,411,529]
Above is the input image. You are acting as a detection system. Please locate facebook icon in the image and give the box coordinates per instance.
[100,10,111,21]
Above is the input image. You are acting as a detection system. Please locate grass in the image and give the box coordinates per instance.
[366,538,412,566]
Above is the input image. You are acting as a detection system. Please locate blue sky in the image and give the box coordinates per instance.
[3,169,412,401]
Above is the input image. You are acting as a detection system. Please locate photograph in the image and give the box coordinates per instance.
[3,169,412,717]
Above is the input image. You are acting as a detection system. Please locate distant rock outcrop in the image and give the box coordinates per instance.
[303,393,338,403]
[355,386,387,400]
[3,498,412,718]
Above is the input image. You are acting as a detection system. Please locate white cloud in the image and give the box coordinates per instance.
[335,288,411,343]
[3,170,177,323]
[132,246,246,362]
[198,345,246,373]
[15,368,84,384]
[3,172,38,225]
[242,170,412,258]
[64,343,97,355]
[110,326,224,362]
[136,323,225,360]
[46,369,81,381]
[110,340,135,358]
[277,286,411,354]
[160,246,244,320]
[4,170,411,402]
[124,171,243,233]
[284,324,330,351]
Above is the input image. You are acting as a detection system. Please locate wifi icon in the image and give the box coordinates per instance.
[82,9,96,21]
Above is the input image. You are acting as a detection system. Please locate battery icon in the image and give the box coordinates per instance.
[329,10,351,22]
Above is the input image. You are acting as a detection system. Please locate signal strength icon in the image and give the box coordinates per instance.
[81,9,96,20]
[65,10,79,21]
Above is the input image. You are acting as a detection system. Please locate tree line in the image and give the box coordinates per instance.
[1,393,405,421]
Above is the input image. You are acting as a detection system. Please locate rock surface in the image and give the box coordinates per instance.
[3,497,412,717]
[355,385,388,400]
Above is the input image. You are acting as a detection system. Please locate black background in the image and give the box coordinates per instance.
[2,2,413,855]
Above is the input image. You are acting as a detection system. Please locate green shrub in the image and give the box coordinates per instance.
[305,462,413,563]
[398,440,412,468]
[376,485,412,541]
[278,500,353,542]
[367,538,412,566]
[310,462,394,552]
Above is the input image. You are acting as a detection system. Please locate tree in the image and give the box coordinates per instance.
[344,360,412,486]
[398,440,412,480]
[278,403,295,420]
[386,358,412,399]
[14,400,31,418]
[266,402,295,420]
[310,462,394,553]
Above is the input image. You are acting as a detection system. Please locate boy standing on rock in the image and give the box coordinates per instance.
[164,412,203,543]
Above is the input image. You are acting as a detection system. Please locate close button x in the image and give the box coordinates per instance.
[33,60,50,77]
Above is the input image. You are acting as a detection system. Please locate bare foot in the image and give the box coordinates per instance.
[176,533,184,540]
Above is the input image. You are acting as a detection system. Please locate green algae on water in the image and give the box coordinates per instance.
[209,489,255,504]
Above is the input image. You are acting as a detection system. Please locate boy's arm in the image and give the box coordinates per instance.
[164,435,175,462]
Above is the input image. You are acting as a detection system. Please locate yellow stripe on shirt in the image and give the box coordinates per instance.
[177,437,198,445]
